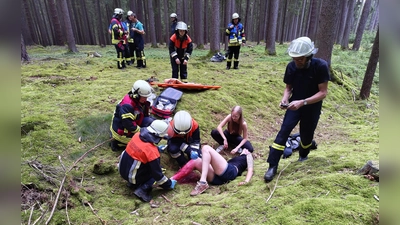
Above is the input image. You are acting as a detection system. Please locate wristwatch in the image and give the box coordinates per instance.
[303,99,308,105]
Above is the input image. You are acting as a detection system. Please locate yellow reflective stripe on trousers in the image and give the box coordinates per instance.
[272,143,285,151]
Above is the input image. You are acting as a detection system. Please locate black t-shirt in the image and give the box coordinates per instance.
[283,58,330,105]
[227,155,248,176]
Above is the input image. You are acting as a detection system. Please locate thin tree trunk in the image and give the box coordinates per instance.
[224,0,232,50]
[147,0,157,47]
[307,0,319,41]
[95,0,106,47]
[48,0,64,45]
[21,0,34,45]
[210,0,220,53]
[266,0,279,55]
[352,0,372,50]
[155,0,164,45]
[336,0,349,44]
[360,27,379,99]
[204,0,209,44]
[60,0,78,52]
[341,0,356,49]
[21,34,30,62]
[279,0,288,44]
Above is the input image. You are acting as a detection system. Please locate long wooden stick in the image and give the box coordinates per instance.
[45,138,112,225]
[265,161,291,204]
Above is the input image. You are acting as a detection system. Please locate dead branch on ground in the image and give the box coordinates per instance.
[266,161,291,204]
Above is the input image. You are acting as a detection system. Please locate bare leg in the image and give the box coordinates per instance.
[199,145,228,183]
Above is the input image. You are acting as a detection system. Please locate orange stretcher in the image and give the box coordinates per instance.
[150,78,221,90]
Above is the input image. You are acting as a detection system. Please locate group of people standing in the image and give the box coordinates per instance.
[108,9,330,203]
[110,8,146,70]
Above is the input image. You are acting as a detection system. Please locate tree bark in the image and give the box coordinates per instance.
[279,0,288,44]
[21,34,30,62]
[341,0,356,49]
[307,0,320,41]
[60,0,78,52]
[146,0,158,47]
[266,0,279,55]
[360,27,379,99]
[352,0,372,50]
[21,0,34,45]
[315,0,340,66]
[336,0,349,44]
[48,0,64,46]
[95,0,106,47]
[194,0,205,47]
[210,0,220,53]
[224,0,232,50]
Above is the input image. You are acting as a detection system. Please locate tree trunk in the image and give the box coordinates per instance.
[193,0,205,47]
[360,27,379,99]
[210,0,220,53]
[154,0,164,45]
[60,0,78,52]
[336,0,349,44]
[204,0,209,44]
[48,0,64,46]
[224,0,232,51]
[307,0,319,41]
[266,0,279,55]
[258,0,268,45]
[163,0,169,44]
[315,0,340,66]
[352,0,372,50]
[95,0,106,47]
[144,0,157,47]
[21,34,30,62]
[279,0,288,44]
[21,0,34,45]
[341,0,356,49]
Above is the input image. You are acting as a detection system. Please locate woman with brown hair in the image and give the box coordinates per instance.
[210,106,254,154]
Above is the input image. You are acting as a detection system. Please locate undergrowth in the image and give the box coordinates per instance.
[21,40,379,225]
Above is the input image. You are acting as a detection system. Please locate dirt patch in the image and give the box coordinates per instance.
[21,184,52,211]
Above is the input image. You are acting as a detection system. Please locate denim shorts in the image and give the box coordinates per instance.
[211,164,238,185]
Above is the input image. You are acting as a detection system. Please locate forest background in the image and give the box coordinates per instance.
[10,0,398,224]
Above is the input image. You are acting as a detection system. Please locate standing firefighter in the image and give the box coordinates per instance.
[130,13,146,68]
[225,13,246,70]
[169,21,193,82]
[170,13,178,36]
[263,37,330,183]
[110,8,128,69]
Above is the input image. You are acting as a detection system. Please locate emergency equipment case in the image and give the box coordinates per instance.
[151,87,183,118]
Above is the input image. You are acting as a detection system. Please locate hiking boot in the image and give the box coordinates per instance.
[190,181,209,196]
[264,166,277,183]
[298,156,308,162]
[216,145,224,153]
[134,187,152,202]
[226,66,231,70]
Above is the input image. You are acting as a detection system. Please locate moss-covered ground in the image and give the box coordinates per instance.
[21,39,378,225]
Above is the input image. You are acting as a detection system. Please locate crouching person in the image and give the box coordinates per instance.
[118,120,177,202]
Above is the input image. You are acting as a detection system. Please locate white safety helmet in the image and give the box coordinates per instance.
[287,36,318,57]
[132,80,152,98]
[173,111,192,134]
[114,8,124,15]
[147,120,169,137]
[170,13,177,18]
[175,21,188,31]
[232,13,240,19]
[127,11,133,16]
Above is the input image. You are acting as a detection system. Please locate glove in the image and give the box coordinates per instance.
[170,179,177,189]
[190,150,199,160]
[158,145,168,153]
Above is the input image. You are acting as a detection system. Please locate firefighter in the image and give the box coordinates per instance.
[167,110,201,167]
[170,13,178,36]
[110,8,128,69]
[169,21,193,82]
[263,37,330,182]
[130,13,146,68]
[225,13,246,70]
[110,80,155,151]
[118,120,177,202]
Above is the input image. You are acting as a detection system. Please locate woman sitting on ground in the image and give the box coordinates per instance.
[211,105,254,154]
[171,144,254,196]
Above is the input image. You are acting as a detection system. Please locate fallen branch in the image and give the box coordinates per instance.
[87,202,106,225]
[28,203,36,225]
[176,202,212,207]
[65,189,71,225]
[45,138,112,225]
[266,161,291,204]
[161,194,172,203]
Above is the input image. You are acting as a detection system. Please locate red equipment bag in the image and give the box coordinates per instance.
[151,87,183,118]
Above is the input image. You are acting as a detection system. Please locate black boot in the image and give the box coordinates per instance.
[298,146,310,162]
[233,61,239,69]
[264,165,277,182]
[226,61,231,70]
[117,61,124,69]
[134,180,153,202]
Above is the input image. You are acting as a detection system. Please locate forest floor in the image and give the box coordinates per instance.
[21,41,379,225]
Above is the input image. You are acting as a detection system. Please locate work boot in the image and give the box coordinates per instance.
[233,61,239,69]
[264,166,277,182]
[133,181,153,202]
[226,61,231,70]
[298,146,310,162]
[298,156,308,162]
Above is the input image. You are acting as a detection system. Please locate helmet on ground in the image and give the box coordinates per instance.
[232,13,240,19]
[114,8,124,15]
[176,21,188,31]
[173,111,192,134]
[132,80,152,98]
[127,11,133,16]
[147,120,169,137]
[287,36,318,57]
[170,13,177,18]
